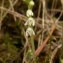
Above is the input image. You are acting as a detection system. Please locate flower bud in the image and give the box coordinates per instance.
[29,0,34,6]
[26,27,35,37]
[25,17,35,26]
[26,9,33,17]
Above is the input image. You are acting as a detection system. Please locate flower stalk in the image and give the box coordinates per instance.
[24,0,36,62]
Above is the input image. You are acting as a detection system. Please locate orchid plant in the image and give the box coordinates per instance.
[23,0,36,63]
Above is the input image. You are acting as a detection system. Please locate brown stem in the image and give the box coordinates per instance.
[35,23,57,56]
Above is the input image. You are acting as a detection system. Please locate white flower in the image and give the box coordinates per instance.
[26,27,35,37]
[26,9,33,17]
[29,0,34,6]
[25,17,35,26]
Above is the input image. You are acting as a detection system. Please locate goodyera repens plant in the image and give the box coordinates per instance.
[24,0,35,37]
[23,0,35,62]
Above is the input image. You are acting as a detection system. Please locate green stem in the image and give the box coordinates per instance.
[30,36,35,54]
[30,36,37,63]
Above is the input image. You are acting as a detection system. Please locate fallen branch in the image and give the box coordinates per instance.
[35,22,57,56]
[0,7,27,21]
[0,7,43,29]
